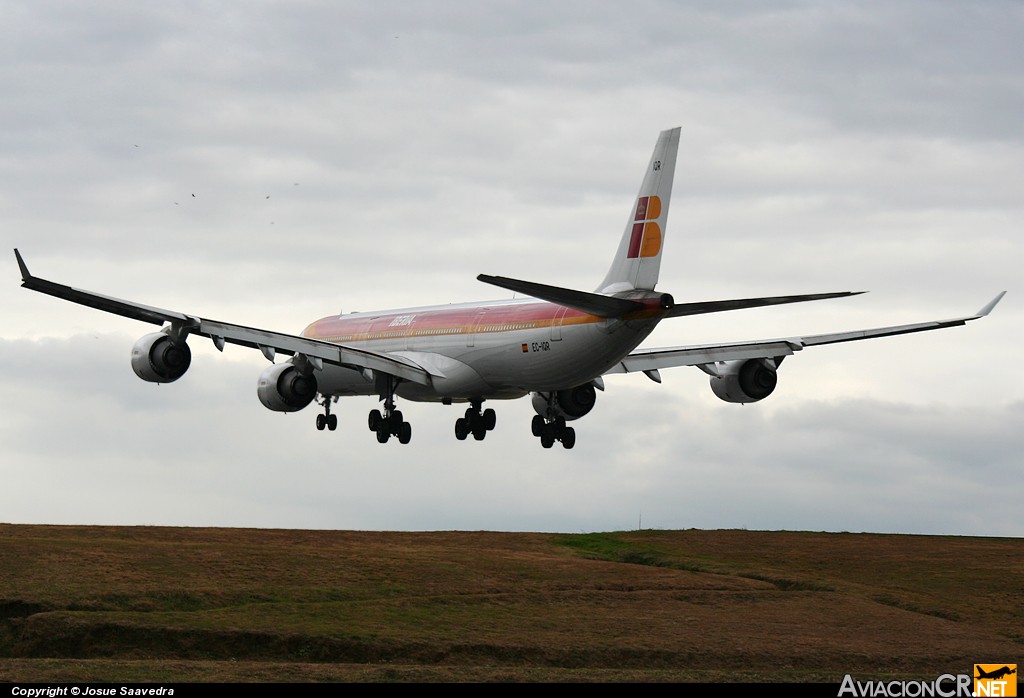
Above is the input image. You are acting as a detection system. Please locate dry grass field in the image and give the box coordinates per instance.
[0,525,1020,682]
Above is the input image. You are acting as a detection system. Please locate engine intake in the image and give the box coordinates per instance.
[131,333,192,383]
[257,363,318,412]
[710,359,778,404]
[531,384,598,422]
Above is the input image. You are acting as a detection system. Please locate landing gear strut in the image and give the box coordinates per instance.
[454,401,496,441]
[315,395,338,431]
[532,415,575,449]
[367,376,411,444]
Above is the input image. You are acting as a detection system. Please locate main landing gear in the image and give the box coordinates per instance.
[367,379,412,444]
[532,415,576,450]
[315,395,338,431]
[454,401,496,442]
[368,408,411,444]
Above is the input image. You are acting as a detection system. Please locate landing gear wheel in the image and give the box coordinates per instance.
[482,408,496,431]
[533,414,580,448]
[372,375,410,445]
[368,409,383,432]
[456,401,496,442]
[315,395,338,433]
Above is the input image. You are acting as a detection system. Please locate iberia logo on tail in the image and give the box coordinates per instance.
[626,195,662,259]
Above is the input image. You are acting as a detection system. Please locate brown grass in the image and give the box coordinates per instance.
[0,525,1020,682]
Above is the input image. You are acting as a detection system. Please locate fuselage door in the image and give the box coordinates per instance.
[550,306,568,341]
[467,309,487,347]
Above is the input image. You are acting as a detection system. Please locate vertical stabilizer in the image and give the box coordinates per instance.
[597,127,680,293]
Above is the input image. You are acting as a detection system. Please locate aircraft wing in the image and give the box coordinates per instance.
[606,292,1006,375]
[14,249,431,385]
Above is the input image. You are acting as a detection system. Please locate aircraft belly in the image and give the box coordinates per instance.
[445,322,651,392]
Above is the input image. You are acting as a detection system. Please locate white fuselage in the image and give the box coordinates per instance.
[301,297,667,402]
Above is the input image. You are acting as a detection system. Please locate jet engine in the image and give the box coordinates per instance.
[531,384,598,421]
[709,359,778,404]
[257,363,318,412]
[131,332,192,383]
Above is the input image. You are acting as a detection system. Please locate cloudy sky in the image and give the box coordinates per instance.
[2,1,1021,536]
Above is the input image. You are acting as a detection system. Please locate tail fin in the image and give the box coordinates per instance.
[597,127,680,294]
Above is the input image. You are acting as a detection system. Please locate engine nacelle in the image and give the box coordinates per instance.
[257,363,318,412]
[131,332,192,383]
[710,359,778,404]
[531,384,598,422]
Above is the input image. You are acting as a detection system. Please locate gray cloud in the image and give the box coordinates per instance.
[2,1,1021,535]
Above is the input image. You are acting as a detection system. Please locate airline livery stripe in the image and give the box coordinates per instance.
[303,296,669,345]
[308,308,667,345]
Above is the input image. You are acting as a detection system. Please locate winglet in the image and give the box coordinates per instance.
[14,248,31,281]
[976,291,1006,318]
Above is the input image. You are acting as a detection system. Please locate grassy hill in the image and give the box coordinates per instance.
[0,525,1021,682]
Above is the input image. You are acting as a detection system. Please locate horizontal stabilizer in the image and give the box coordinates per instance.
[666,291,864,318]
[477,274,644,318]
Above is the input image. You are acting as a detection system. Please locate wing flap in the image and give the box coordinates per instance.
[197,320,431,384]
[607,340,800,373]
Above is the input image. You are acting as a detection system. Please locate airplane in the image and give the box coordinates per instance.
[976,666,1016,681]
[15,127,1005,449]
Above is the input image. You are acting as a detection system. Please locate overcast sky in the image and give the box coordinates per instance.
[2,1,1021,536]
